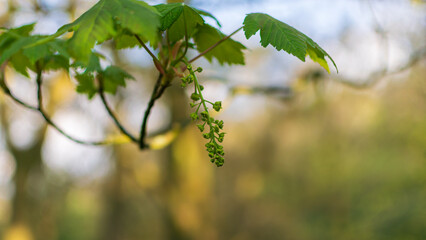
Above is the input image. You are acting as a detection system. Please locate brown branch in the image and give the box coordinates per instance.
[139,73,171,149]
[33,64,109,145]
[97,76,138,143]
[0,62,38,110]
[188,26,243,64]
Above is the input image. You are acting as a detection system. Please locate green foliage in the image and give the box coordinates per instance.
[243,13,338,73]
[194,24,246,65]
[195,9,222,28]
[155,3,204,43]
[75,73,97,98]
[100,66,134,94]
[0,25,69,76]
[52,0,160,62]
[74,54,134,98]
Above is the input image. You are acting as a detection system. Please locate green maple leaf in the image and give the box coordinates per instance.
[0,24,71,76]
[43,55,70,72]
[75,72,97,99]
[243,13,337,73]
[100,66,134,94]
[155,3,204,43]
[0,23,35,50]
[74,54,134,98]
[50,0,160,62]
[193,24,246,65]
[195,9,221,28]
[0,33,70,76]
[0,36,36,70]
[114,31,140,49]
[9,52,33,77]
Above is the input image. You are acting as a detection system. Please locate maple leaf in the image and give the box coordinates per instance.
[194,24,246,65]
[155,3,204,43]
[51,0,160,62]
[243,13,338,73]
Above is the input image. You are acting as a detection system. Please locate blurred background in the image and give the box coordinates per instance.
[0,0,425,239]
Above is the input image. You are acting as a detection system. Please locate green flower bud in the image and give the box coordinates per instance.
[214,126,219,133]
[196,67,203,73]
[218,120,224,129]
[200,111,209,118]
[190,113,198,121]
[197,124,205,132]
[203,133,210,139]
[213,101,222,112]
[217,149,224,156]
[191,93,200,101]
[188,75,194,82]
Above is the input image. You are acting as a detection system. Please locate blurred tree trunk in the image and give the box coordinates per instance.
[99,150,125,240]
[0,102,44,240]
[161,86,191,240]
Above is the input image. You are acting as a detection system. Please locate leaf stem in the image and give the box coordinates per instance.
[134,34,166,75]
[188,26,243,64]
[97,76,138,143]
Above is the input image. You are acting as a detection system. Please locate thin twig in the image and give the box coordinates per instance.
[139,73,170,149]
[31,64,109,146]
[97,76,138,143]
[0,61,38,110]
[188,26,243,64]
[134,34,166,75]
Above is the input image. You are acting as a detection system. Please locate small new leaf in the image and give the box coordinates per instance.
[155,3,204,43]
[75,73,97,99]
[243,13,337,73]
[101,66,134,94]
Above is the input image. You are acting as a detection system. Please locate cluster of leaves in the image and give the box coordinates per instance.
[0,0,337,167]
[181,65,225,167]
[0,23,69,76]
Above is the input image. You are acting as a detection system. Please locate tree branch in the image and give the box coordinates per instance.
[97,76,139,143]
[139,73,171,149]
[29,64,108,145]
[0,62,38,110]
[188,26,243,64]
